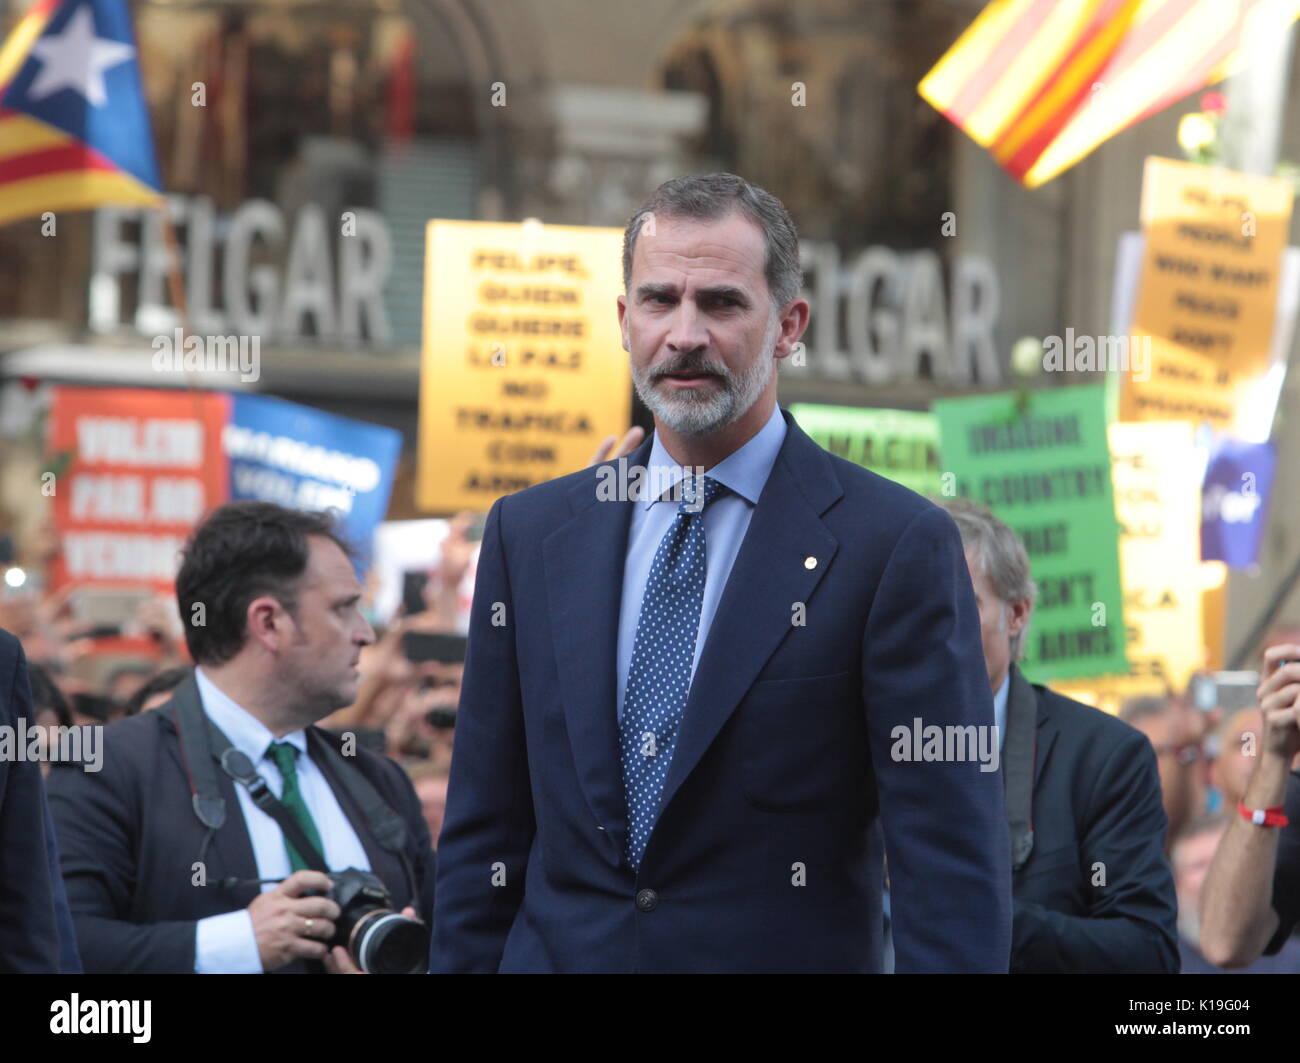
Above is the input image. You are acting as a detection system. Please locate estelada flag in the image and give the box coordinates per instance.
[919,0,1300,188]
[0,0,161,226]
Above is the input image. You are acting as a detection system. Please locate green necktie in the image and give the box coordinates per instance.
[266,741,325,872]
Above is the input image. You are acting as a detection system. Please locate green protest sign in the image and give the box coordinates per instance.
[933,385,1126,682]
[790,403,941,496]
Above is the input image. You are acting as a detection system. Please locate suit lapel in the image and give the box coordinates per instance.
[162,680,260,905]
[543,417,845,859]
[308,731,409,902]
[1032,689,1057,791]
[208,775,262,905]
[169,681,408,902]
[658,415,842,817]
[1008,666,1057,790]
[542,444,649,864]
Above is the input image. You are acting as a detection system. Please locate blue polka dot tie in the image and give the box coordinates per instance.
[620,474,727,870]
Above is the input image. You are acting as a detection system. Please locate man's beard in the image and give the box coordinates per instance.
[631,313,779,438]
[283,653,356,723]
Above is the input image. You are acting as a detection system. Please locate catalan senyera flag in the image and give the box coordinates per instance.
[0,0,161,226]
[920,0,1300,188]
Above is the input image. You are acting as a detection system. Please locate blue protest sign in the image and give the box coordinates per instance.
[226,394,402,564]
[1201,437,1275,568]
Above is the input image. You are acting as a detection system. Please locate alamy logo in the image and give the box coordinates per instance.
[1042,329,1151,381]
[890,717,1000,773]
[595,462,708,511]
[152,329,260,383]
[0,720,102,772]
[50,995,151,1042]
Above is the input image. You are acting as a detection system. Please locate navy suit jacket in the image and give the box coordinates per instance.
[46,674,435,973]
[0,628,64,972]
[41,773,83,972]
[432,408,1012,972]
[1006,666,1177,972]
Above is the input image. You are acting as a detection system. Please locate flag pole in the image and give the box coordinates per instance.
[157,204,207,407]
[159,206,188,334]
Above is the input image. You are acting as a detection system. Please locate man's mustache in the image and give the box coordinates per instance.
[649,355,731,382]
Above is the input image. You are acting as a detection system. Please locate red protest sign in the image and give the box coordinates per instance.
[47,387,230,594]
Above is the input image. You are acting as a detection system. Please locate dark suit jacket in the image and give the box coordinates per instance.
[41,775,83,972]
[432,408,1012,973]
[1007,665,1178,972]
[46,674,435,973]
[0,628,61,972]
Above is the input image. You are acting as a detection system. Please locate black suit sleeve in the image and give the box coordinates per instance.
[46,745,197,974]
[0,634,60,973]
[1011,727,1178,973]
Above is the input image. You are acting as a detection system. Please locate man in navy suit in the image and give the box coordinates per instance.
[431,173,1011,973]
[0,627,63,972]
[939,500,1177,973]
[25,662,83,972]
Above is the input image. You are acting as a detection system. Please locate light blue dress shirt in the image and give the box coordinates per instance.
[192,667,371,973]
[616,402,787,719]
[993,671,1010,750]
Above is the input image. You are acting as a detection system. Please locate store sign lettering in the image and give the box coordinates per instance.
[89,196,392,345]
[795,242,1002,386]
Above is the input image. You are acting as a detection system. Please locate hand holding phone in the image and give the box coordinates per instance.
[1257,645,1300,760]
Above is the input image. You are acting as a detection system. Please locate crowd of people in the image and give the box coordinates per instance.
[3,467,1298,975]
[2,173,1297,976]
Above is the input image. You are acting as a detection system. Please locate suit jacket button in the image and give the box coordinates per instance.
[635,888,658,912]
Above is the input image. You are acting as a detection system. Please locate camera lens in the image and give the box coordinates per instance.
[349,909,430,974]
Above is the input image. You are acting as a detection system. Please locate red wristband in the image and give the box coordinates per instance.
[1238,800,1289,828]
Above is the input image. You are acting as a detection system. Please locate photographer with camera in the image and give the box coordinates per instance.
[1200,644,1300,968]
[47,502,434,974]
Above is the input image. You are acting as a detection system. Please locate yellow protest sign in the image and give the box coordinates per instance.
[1121,157,1293,432]
[1052,421,1207,710]
[418,220,631,512]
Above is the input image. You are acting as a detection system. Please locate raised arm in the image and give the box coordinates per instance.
[1200,648,1300,968]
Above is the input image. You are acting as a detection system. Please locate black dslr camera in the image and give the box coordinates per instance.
[315,868,428,974]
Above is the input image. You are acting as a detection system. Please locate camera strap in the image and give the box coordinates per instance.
[217,744,330,874]
[172,677,228,833]
[172,681,330,872]
[171,675,404,874]
[1004,667,1037,872]
[306,730,408,855]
